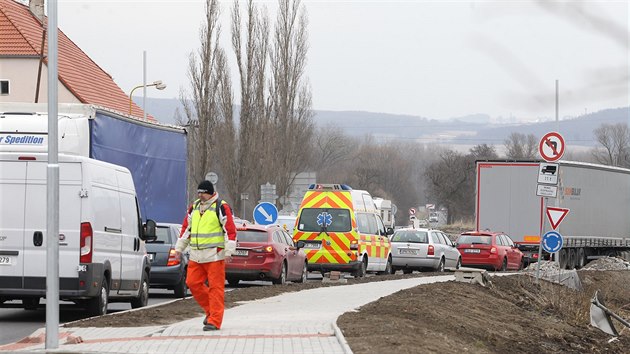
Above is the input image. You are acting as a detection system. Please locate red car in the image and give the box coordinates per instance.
[226,224,308,285]
[456,231,524,271]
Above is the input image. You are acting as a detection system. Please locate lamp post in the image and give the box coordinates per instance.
[128,80,166,117]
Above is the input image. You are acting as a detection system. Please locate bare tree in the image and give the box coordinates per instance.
[591,122,630,167]
[180,0,226,197]
[470,143,498,160]
[221,0,271,215]
[424,149,475,223]
[504,132,537,159]
[268,0,314,209]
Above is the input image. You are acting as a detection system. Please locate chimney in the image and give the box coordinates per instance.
[29,0,45,22]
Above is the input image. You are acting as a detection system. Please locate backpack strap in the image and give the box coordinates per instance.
[215,198,223,227]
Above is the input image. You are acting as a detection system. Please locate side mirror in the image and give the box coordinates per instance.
[386,227,394,235]
[142,219,157,242]
[296,240,306,249]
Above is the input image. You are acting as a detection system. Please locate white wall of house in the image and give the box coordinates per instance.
[0,58,80,103]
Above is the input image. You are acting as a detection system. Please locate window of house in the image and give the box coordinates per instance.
[0,80,9,95]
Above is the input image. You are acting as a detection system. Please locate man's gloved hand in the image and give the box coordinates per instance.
[225,240,236,257]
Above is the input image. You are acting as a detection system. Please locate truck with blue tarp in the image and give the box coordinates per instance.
[0,103,187,223]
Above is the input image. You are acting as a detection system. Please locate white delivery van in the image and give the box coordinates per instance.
[0,151,156,316]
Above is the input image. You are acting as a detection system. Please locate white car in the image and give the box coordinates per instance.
[390,228,461,273]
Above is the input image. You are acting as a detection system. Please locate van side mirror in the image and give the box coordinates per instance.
[142,219,157,242]
[386,227,394,235]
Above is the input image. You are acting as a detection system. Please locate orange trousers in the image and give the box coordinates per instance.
[186,260,225,328]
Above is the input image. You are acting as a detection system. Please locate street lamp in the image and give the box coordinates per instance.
[128,80,167,116]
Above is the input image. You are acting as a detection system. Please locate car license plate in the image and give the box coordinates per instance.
[148,253,155,261]
[0,256,13,265]
[464,249,480,253]
[234,249,248,256]
[303,242,321,249]
[399,249,418,255]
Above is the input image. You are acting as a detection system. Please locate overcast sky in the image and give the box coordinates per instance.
[53,0,629,122]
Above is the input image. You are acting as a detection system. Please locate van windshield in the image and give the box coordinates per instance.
[297,208,352,232]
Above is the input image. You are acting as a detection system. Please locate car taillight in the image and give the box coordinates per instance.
[428,245,435,256]
[80,222,93,263]
[490,247,497,253]
[167,248,180,266]
[350,240,358,250]
[265,246,273,253]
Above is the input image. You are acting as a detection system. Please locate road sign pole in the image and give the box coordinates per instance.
[535,197,547,281]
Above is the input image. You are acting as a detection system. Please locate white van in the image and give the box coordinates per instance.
[0,151,156,316]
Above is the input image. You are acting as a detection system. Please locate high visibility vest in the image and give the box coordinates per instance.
[190,199,225,250]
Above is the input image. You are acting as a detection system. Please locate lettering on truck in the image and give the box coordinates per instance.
[0,134,45,145]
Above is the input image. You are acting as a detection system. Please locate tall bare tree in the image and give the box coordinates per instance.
[268,0,314,209]
[592,122,630,167]
[221,0,271,215]
[504,132,537,159]
[180,0,227,198]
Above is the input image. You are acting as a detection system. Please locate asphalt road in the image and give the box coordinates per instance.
[0,288,182,345]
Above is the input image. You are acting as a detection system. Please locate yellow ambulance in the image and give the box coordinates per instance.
[292,184,393,277]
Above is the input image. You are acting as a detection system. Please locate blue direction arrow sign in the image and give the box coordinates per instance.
[542,231,563,253]
[253,202,278,225]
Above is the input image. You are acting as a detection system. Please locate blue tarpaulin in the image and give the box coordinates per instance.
[90,111,187,223]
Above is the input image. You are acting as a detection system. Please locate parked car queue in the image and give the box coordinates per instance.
[145,223,524,300]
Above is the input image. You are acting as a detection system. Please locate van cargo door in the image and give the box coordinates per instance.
[0,160,27,289]
[23,161,82,290]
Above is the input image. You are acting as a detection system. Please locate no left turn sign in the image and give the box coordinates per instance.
[539,132,565,162]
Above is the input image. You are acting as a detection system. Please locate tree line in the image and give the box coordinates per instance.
[177,0,630,224]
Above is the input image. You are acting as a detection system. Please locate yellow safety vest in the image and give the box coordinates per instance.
[190,199,225,250]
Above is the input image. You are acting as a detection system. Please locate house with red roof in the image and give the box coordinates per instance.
[0,0,152,120]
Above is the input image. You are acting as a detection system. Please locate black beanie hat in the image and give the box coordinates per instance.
[197,180,214,194]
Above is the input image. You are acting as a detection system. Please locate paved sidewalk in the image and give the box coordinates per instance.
[0,275,454,354]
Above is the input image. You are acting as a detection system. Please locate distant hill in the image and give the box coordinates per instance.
[136,97,628,148]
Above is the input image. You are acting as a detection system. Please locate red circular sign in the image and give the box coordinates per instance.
[409,208,416,215]
[539,132,565,162]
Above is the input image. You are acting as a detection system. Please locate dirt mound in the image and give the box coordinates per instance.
[338,270,630,353]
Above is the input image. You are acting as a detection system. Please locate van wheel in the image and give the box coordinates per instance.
[272,262,287,285]
[87,279,109,317]
[173,270,188,298]
[378,256,392,275]
[353,257,367,278]
[131,272,149,309]
[23,297,40,310]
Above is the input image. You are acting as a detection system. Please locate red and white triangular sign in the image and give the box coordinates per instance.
[546,207,569,230]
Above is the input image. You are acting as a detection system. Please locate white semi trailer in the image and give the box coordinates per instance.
[475,160,630,269]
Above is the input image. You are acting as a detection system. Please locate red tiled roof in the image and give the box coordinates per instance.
[0,0,152,120]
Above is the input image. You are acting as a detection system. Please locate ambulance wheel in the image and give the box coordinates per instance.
[131,272,149,309]
[87,279,109,317]
[378,256,392,275]
[353,256,367,278]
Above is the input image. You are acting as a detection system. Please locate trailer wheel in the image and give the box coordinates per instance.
[567,249,576,269]
[576,248,586,269]
[558,249,568,269]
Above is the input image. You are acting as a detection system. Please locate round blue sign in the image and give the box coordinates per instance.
[253,202,278,225]
[542,231,563,253]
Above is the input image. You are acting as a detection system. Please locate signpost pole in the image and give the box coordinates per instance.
[535,197,547,281]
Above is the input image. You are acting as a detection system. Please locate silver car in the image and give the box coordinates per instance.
[390,228,461,273]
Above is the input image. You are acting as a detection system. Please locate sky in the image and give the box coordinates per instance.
[49,0,629,122]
